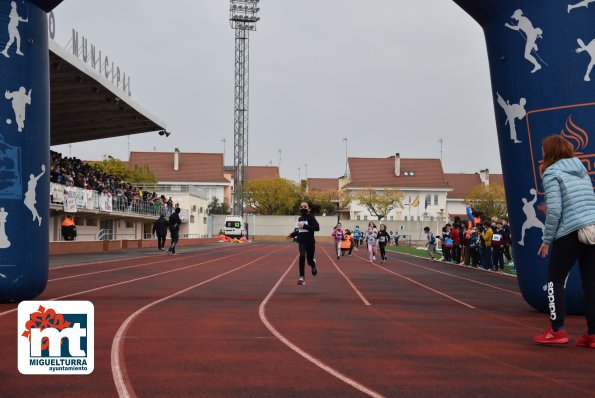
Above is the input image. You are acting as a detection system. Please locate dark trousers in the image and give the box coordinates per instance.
[547,231,595,334]
[492,246,504,270]
[157,234,166,250]
[168,230,179,254]
[480,246,492,270]
[469,247,480,267]
[503,244,512,261]
[379,242,387,260]
[298,241,316,277]
[442,246,452,262]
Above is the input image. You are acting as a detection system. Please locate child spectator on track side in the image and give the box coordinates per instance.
[331,223,344,260]
[492,221,505,271]
[480,220,493,270]
[365,222,378,262]
[450,223,461,263]
[288,200,320,286]
[440,226,453,262]
[468,227,480,267]
[340,229,354,257]
[424,226,438,262]
[377,224,391,263]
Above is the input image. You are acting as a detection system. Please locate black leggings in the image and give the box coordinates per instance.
[379,242,387,260]
[547,231,595,334]
[298,241,316,277]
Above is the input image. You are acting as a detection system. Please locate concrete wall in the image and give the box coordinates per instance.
[210,214,446,245]
[50,237,219,255]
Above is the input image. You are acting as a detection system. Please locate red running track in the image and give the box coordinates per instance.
[0,242,594,398]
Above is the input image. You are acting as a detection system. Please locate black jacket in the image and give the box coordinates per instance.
[290,213,320,243]
[169,212,181,233]
[153,216,169,236]
[377,230,390,245]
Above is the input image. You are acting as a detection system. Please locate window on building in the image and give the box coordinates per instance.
[364,215,368,220]
[404,216,408,221]
[357,215,361,220]
[417,216,421,221]
[425,194,431,207]
[199,207,203,214]
[389,216,394,220]
[192,205,197,212]
[190,215,195,223]
[203,217,207,224]
[434,195,439,205]
[430,216,434,221]
[86,218,97,227]
[125,221,133,228]
[74,217,84,226]
[399,225,404,230]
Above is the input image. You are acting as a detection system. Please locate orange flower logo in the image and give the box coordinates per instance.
[21,305,72,350]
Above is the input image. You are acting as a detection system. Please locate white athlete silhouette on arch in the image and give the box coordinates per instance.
[518,188,544,246]
[5,87,32,132]
[505,9,544,73]
[568,0,595,13]
[0,207,10,249]
[496,93,526,143]
[576,38,595,82]
[1,1,28,58]
[24,164,44,227]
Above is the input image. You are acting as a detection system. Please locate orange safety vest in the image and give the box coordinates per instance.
[62,218,75,227]
[340,235,353,249]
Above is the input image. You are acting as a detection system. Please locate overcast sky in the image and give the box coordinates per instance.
[51,0,501,181]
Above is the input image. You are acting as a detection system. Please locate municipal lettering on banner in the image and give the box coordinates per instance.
[18,301,94,375]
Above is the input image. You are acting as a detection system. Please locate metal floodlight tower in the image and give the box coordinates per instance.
[230,0,261,217]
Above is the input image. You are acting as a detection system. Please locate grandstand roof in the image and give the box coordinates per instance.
[32,0,63,12]
[128,151,228,184]
[49,40,165,145]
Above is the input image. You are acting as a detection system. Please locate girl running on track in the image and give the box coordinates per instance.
[377,224,391,263]
[288,200,320,286]
[331,222,344,260]
[364,222,378,262]
[534,135,595,346]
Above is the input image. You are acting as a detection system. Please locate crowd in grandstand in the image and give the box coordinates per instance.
[50,150,175,214]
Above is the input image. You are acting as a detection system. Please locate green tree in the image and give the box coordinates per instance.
[352,187,404,220]
[465,183,507,219]
[244,177,301,215]
[129,164,157,184]
[208,197,230,215]
[91,158,131,180]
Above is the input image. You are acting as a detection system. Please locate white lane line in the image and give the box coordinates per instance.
[385,252,521,296]
[259,257,385,398]
[50,244,230,270]
[368,260,476,309]
[48,246,256,282]
[322,247,370,306]
[0,248,266,319]
[112,247,285,398]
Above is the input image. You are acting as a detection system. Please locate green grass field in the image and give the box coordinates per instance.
[385,245,516,275]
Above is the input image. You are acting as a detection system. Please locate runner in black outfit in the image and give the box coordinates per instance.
[377,224,391,263]
[289,201,320,285]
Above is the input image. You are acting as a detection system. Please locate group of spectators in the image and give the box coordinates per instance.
[425,213,514,272]
[50,151,176,215]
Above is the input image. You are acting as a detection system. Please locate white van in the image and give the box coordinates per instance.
[224,216,244,238]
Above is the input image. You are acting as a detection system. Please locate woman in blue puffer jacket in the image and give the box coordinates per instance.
[534,135,595,347]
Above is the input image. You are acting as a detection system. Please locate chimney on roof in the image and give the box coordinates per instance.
[479,168,489,185]
[394,153,401,177]
[174,148,179,171]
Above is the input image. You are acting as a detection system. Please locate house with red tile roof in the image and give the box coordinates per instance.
[444,169,505,221]
[341,154,452,222]
[307,178,339,192]
[128,149,230,236]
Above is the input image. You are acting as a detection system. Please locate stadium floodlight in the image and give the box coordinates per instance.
[229,0,261,217]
